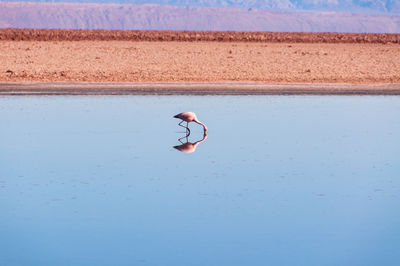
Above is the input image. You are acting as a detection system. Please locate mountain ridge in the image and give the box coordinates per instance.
[3,0,400,14]
[1,2,400,33]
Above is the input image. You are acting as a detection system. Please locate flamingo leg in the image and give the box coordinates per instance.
[178,120,189,132]
[186,122,191,134]
[178,129,191,143]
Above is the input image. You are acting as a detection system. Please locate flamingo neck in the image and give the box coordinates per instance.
[194,119,207,131]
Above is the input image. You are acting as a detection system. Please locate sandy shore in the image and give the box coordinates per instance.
[2,41,400,83]
[1,30,400,94]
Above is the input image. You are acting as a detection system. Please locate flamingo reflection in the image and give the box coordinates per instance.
[174,131,208,153]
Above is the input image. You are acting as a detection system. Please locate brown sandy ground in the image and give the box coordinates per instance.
[1,41,400,84]
[1,29,400,43]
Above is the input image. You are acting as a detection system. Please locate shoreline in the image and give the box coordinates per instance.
[1,82,400,95]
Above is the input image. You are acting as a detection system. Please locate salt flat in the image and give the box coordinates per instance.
[1,41,399,85]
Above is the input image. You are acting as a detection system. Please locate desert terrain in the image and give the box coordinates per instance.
[1,29,400,94]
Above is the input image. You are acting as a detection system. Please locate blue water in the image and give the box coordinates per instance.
[1,96,399,266]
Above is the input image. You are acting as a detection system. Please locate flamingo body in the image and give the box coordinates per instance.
[174,112,207,132]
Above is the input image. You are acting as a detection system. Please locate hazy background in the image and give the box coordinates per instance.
[4,0,400,14]
[1,0,400,32]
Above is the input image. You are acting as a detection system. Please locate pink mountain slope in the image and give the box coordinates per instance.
[1,2,400,33]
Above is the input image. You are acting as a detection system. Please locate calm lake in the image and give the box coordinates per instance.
[1,96,399,266]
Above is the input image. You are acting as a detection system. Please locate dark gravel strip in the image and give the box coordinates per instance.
[1,83,400,96]
[1,29,399,44]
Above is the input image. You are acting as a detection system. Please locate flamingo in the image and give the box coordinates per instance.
[173,112,208,133]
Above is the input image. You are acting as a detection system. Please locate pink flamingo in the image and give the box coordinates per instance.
[174,112,208,133]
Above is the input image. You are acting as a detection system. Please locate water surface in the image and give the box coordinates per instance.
[1,96,399,266]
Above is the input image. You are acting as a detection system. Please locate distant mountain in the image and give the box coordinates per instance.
[3,0,400,14]
[1,2,400,33]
